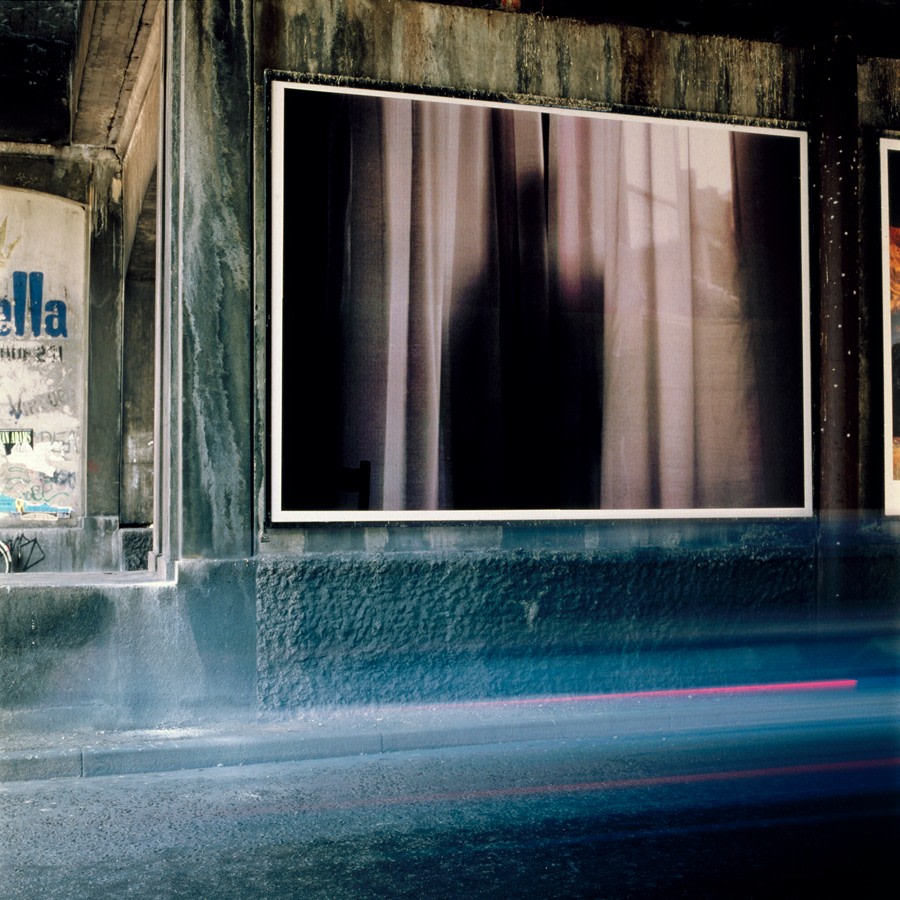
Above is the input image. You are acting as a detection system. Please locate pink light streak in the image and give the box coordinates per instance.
[306,757,898,812]
[411,679,859,711]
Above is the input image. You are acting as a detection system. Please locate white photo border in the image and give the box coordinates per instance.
[881,138,900,515]
[269,79,813,524]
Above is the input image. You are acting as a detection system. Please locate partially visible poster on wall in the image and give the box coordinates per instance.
[883,141,900,514]
[0,188,87,523]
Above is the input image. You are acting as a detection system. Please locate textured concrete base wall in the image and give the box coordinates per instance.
[1,535,897,730]
[256,546,826,708]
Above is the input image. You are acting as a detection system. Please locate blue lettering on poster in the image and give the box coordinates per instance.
[0,271,68,338]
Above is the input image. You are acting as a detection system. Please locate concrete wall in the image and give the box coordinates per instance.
[0,146,125,570]
[256,538,817,707]
[2,1,900,731]
[245,1,899,711]
[0,559,256,734]
[157,0,254,566]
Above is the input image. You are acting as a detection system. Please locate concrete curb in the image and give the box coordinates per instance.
[2,682,894,783]
[0,748,83,782]
[2,719,593,782]
[81,731,386,778]
[0,724,538,782]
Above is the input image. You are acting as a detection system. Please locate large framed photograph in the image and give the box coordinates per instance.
[882,139,900,515]
[269,79,812,523]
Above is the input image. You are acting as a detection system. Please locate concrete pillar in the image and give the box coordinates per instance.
[813,32,862,513]
[159,0,254,565]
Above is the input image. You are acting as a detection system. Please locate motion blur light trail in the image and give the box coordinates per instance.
[424,678,860,709]
[302,756,898,813]
[1,678,894,898]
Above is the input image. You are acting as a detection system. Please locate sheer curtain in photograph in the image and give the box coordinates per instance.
[279,92,805,512]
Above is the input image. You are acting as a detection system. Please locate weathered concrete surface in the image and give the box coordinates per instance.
[121,173,157,526]
[1,518,897,727]
[162,0,254,562]
[256,0,805,122]
[859,56,900,129]
[0,559,257,732]
[256,544,819,708]
[1,0,899,734]
[0,586,114,712]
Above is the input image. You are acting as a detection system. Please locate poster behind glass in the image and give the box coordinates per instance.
[270,80,812,523]
[883,140,900,514]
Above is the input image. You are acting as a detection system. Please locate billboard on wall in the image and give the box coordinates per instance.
[0,187,87,523]
[269,79,812,523]
[882,140,900,515]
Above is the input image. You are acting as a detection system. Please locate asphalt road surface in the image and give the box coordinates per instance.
[1,689,898,899]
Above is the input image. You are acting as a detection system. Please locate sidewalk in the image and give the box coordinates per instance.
[2,678,894,782]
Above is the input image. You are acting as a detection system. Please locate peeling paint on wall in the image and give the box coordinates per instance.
[0,188,86,522]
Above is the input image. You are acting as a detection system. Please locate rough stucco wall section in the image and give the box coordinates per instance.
[257,550,816,708]
[261,0,804,121]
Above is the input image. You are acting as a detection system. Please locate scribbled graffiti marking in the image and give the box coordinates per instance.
[39,469,76,489]
[14,388,69,417]
[25,483,71,504]
[0,465,30,494]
